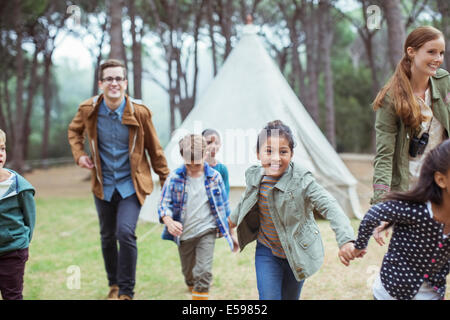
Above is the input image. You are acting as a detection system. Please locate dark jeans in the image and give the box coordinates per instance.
[0,248,29,300]
[94,191,141,297]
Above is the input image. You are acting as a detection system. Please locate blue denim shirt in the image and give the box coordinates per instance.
[97,98,135,201]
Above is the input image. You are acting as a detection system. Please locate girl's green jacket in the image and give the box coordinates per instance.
[229,162,355,281]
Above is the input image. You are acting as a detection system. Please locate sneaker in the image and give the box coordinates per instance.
[192,290,208,300]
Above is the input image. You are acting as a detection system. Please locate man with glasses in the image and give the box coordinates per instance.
[68,59,169,300]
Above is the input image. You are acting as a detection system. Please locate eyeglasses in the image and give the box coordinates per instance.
[102,76,126,83]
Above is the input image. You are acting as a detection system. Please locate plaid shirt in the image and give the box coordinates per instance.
[158,162,233,250]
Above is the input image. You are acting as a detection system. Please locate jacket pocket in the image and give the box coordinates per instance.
[295,223,324,260]
[0,228,13,246]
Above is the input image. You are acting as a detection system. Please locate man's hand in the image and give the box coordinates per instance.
[78,155,94,169]
[162,216,183,237]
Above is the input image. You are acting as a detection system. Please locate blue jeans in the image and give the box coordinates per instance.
[255,241,305,300]
[94,191,141,298]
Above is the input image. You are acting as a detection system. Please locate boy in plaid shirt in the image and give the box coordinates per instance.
[158,134,238,300]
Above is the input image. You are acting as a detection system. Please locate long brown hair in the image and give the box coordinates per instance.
[384,139,450,205]
[372,26,444,129]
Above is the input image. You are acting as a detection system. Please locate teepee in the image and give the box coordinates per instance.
[140,24,363,222]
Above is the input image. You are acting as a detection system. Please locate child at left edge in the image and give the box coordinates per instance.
[158,134,238,300]
[0,129,36,300]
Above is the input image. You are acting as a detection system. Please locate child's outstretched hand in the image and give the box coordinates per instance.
[228,220,239,253]
[338,242,356,266]
[231,234,239,253]
[353,248,367,259]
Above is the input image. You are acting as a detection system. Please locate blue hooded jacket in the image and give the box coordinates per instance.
[0,169,36,255]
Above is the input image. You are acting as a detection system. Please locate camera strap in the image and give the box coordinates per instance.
[418,95,433,138]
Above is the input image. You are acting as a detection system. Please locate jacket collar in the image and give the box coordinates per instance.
[175,162,215,179]
[88,94,140,127]
[273,162,294,192]
[430,76,441,101]
[430,68,449,101]
[248,162,294,192]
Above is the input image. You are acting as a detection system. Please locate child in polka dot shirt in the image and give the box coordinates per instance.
[353,140,450,300]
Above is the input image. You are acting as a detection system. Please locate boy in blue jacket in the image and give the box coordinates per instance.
[0,129,36,300]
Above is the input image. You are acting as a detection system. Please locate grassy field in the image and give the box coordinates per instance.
[20,196,450,300]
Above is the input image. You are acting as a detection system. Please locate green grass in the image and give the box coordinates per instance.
[21,197,450,300]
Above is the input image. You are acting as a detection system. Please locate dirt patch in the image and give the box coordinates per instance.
[24,165,92,199]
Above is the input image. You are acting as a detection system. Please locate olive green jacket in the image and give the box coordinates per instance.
[229,162,355,281]
[372,68,450,204]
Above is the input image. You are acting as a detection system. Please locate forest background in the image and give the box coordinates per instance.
[1,0,449,173]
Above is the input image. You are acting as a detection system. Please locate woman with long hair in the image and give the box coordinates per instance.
[372,26,449,205]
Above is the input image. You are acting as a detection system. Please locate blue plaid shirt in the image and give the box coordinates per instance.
[158,162,233,250]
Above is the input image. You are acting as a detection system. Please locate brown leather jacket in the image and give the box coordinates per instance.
[67,94,169,205]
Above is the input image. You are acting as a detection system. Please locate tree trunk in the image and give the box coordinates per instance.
[437,0,450,69]
[218,0,234,60]
[278,2,306,103]
[128,0,142,99]
[188,0,204,112]
[0,85,6,134]
[382,0,406,71]
[302,3,320,124]
[319,0,336,148]
[93,19,108,96]
[207,0,218,76]
[2,75,14,145]
[41,53,52,164]
[23,44,40,159]
[12,0,24,171]
[108,0,126,62]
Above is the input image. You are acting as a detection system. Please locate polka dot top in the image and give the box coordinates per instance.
[355,200,450,300]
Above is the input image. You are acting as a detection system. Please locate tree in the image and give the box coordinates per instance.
[436,0,450,69]
[319,0,336,148]
[382,0,406,70]
[39,1,69,164]
[108,0,127,64]
[277,1,307,104]
[12,0,26,171]
[128,0,143,99]
[142,0,206,133]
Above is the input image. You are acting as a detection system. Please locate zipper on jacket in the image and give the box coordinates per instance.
[90,139,103,185]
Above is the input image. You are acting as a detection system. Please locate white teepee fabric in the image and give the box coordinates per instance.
[140,25,363,222]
